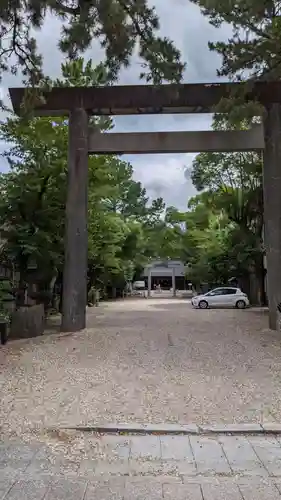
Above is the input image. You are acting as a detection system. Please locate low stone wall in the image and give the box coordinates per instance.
[179,290,193,298]
[10,304,45,340]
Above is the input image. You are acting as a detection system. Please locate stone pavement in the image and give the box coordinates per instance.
[2,433,281,498]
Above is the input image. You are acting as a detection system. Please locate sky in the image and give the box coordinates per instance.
[0,0,232,211]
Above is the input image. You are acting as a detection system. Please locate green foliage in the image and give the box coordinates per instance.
[183,195,262,290]
[186,216,231,286]
[189,0,278,119]
[191,116,263,233]
[190,0,280,79]
[0,58,169,301]
[184,115,265,302]
[0,0,185,87]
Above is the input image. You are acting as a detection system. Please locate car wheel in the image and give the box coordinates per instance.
[198,300,208,309]
[236,300,246,309]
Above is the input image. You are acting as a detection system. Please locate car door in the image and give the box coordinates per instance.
[206,288,224,306]
[222,288,238,307]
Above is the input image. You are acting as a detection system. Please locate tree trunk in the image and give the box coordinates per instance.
[61,108,89,332]
[58,273,63,313]
[16,254,29,307]
[255,253,267,306]
[238,274,250,299]
[263,104,281,330]
[249,269,260,306]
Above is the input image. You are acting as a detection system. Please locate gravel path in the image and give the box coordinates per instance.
[1,299,281,441]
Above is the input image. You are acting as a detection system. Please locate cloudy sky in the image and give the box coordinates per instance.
[0,0,232,210]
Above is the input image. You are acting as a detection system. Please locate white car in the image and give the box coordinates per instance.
[191,287,249,309]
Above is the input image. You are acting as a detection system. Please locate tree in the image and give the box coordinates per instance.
[0,165,65,306]
[0,59,163,313]
[189,0,281,82]
[0,117,165,305]
[185,212,231,289]
[0,0,185,87]
[102,158,152,219]
[189,116,265,304]
[0,114,165,305]
[189,0,281,326]
[87,158,165,296]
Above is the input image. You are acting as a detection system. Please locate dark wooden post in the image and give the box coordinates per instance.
[61,108,89,332]
[263,103,281,330]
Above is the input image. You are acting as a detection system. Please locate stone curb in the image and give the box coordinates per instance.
[60,422,281,435]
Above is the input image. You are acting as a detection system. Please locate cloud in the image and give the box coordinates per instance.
[127,153,198,210]
[0,0,233,209]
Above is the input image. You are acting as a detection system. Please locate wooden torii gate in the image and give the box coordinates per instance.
[8,83,281,331]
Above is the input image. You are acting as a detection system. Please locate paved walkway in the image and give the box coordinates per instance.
[2,433,281,498]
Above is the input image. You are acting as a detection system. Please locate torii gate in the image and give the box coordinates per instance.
[8,83,281,331]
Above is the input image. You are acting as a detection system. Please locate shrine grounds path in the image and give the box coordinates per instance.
[1,297,281,442]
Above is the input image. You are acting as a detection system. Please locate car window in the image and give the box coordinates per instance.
[223,288,237,295]
[208,288,224,296]
[208,288,238,296]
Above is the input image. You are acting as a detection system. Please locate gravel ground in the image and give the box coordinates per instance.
[1,299,281,443]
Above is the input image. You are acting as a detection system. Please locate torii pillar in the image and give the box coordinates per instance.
[263,103,281,330]
[61,108,89,331]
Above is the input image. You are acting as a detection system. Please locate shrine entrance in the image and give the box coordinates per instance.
[8,83,281,331]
